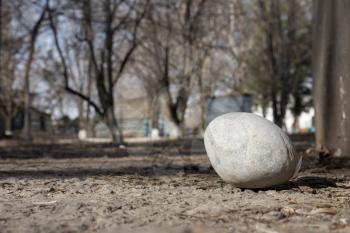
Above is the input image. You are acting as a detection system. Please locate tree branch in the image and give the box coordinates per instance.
[47,0,103,116]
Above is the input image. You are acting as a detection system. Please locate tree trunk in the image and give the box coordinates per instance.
[198,68,207,135]
[150,95,160,130]
[86,58,93,137]
[272,93,284,128]
[23,6,46,142]
[200,101,207,134]
[262,105,267,118]
[170,122,184,139]
[23,74,31,140]
[313,0,350,155]
[292,115,300,133]
[4,114,11,136]
[104,107,123,144]
[0,0,2,77]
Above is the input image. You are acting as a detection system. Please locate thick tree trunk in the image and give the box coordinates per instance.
[104,107,123,144]
[273,114,284,128]
[0,0,2,76]
[150,95,160,130]
[164,88,184,138]
[313,0,350,155]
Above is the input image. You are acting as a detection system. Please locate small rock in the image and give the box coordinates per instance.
[280,206,295,217]
[339,218,349,225]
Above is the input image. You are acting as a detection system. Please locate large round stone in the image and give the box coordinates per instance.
[204,112,302,189]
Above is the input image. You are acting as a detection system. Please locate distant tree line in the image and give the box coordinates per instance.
[0,0,313,143]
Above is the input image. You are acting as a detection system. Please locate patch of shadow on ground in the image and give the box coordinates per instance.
[260,176,338,192]
[0,140,206,159]
[0,164,214,179]
[0,164,342,196]
[0,134,314,160]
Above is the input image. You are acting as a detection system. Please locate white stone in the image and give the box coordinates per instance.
[204,112,302,189]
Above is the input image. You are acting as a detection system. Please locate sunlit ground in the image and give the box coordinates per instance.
[0,138,349,233]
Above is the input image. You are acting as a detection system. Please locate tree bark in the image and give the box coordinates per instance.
[104,107,122,144]
[150,95,160,130]
[0,0,2,74]
[313,0,350,155]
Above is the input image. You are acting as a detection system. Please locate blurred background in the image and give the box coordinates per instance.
[0,0,315,145]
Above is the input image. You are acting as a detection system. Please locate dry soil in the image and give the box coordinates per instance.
[0,140,349,233]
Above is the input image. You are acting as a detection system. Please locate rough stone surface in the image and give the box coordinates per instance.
[204,112,302,188]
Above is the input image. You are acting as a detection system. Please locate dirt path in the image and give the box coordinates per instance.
[0,142,349,233]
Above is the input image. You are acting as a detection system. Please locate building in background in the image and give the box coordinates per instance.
[206,94,252,125]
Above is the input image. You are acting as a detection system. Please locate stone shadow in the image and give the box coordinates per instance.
[256,176,338,192]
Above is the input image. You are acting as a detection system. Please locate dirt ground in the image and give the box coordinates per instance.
[0,138,350,233]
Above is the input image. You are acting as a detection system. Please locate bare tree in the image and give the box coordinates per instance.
[48,0,149,143]
[138,0,211,137]
[0,0,22,137]
[241,0,312,127]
